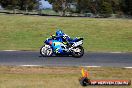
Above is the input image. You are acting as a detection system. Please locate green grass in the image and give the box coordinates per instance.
[0,66,131,88]
[41,9,59,15]
[0,14,132,52]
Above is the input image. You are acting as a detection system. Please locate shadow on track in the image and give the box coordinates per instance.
[39,55,73,58]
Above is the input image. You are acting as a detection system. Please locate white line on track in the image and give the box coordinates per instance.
[109,52,123,53]
[19,65,102,67]
[2,50,19,51]
[20,65,42,67]
[124,67,132,69]
[19,65,132,69]
[82,66,101,68]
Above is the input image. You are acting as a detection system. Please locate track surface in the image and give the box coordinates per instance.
[0,51,132,67]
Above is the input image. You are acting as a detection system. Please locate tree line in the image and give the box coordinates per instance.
[0,0,132,16]
[48,0,132,16]
[0,0,39,11]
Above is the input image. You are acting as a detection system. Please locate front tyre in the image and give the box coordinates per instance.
[40,45,53,57]
[72,46,84,58]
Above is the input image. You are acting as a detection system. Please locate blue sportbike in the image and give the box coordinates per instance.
[40,30,84,58]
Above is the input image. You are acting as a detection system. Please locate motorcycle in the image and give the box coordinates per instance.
[40,35,84,58]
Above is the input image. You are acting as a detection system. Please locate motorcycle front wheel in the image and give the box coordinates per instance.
[72,46,84,58]
[40,45,53,57]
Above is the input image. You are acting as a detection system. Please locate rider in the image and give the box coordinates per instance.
[55,29,72,45]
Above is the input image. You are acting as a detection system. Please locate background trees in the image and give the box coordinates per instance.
[123,0,132,15]
[0,0,132,16]
[48,0,132,16]
[0,0,38,11]
[48,0,73,16]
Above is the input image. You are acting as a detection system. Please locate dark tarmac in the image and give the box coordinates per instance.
[0,51,132,67]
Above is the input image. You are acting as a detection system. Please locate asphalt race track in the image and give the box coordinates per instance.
[0,51,132,67]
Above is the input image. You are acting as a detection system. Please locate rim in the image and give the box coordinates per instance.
[46,48,52,56]
[74,48,81,52]
[41,46,52,56]
[73,47,82,56]
[41,46,47,55]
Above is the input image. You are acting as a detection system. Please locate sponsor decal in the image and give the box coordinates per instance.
[79,68,131,86]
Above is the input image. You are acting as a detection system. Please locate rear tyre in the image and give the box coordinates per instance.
[72,46,84,58]
[40,45,53,57]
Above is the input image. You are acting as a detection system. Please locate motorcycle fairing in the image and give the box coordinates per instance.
[45,39,68,54]
[44,37,83,55]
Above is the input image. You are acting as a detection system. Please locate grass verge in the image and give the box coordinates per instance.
[0,66,131,88]
[0,14,132,52]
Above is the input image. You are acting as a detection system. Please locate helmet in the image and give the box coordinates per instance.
[56,30,64,36]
